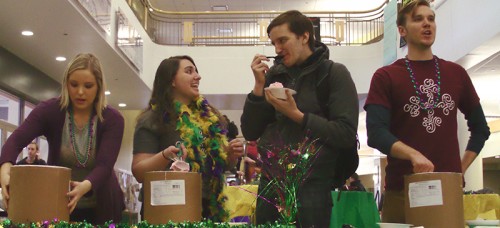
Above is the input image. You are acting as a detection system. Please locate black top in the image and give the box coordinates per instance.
[348,180,366,191]
[16,157,47,165]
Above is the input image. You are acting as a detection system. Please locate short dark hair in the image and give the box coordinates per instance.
[351,173,359,181]
[267,10,315,50]
[397,0,431,27]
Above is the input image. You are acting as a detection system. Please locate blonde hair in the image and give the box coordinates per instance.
[60,53,107,121]
[397,0,432,27]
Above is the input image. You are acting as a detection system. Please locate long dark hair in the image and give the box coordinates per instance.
[137,55,229,134]
[138,55,198,128]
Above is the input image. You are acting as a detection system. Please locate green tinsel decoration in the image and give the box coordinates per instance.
[0,219,294,228]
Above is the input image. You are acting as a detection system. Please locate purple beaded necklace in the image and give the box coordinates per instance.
[68,109,95,167]
[404,55,441,110]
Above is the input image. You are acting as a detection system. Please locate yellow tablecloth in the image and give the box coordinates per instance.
[463,194,500,220]
[223,185,259,219]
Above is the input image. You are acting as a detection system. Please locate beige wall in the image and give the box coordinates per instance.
[115,110,141,172]
[483,170,500,193]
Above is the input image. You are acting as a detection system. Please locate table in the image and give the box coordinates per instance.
[224,185,258,220]
[224,188,500,224]
[224,186,382,228]
[463,194,500,220]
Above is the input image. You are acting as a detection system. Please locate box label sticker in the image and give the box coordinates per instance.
[408,179,443,208]
[150,180,186,206]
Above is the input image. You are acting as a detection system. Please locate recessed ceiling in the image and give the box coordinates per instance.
[0,0,151,110]
[468,51,500,76]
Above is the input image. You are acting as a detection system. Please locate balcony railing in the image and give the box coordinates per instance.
[77,0,111,34]
[128,0,387,46]
[74,0,387,72]
[75,0,144,73]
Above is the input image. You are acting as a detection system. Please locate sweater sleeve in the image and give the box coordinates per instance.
[86,107,125,192]
[464,105,490,153]
[240,92,276,141]
[303,62,359,150]
[365,104,399,155]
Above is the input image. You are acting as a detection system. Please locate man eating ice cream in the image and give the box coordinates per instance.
[241,10,359,227]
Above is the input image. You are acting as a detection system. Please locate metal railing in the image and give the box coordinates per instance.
[128,0,387,46]
[74,0,387,70]
[75,0,144,73]
[77,0,111,34]
[116,10,144,73]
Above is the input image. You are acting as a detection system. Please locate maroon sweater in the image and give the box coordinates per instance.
[365,57,486,191]
[0,98,125,224]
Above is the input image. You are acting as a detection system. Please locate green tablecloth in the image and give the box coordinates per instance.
[330,191,380,228]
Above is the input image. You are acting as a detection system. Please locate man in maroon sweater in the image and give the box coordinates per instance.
[364,0,490,223]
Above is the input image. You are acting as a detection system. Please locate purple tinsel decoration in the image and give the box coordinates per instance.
[212,164,223,176]
[200,98,209,117]
[221,128,228,135]
[266,151,276,159]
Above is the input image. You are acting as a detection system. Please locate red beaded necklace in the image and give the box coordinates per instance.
[68,109,95,168]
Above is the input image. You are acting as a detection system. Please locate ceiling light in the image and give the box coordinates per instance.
[105,91,111,95]
[55,56,66,61]
[21,30,34,36]
[211,5,228,11]
[118,103,127,107]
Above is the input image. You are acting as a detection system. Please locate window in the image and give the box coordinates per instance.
[0,120,17,158]
[0,90,20,126]
[38,138,49,161]
[24,101,35,120]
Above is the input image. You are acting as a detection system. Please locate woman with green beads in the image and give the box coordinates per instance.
[131,55,244,222]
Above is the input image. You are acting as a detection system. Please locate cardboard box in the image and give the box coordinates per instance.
[404,172,464,228]
[8,165,71,223]
[144,171,202,224]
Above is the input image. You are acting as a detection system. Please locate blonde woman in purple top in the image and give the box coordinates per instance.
[0,53,125,224]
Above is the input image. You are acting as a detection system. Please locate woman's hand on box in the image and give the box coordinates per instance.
[0,162,12,210]
[67,180,92,212]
